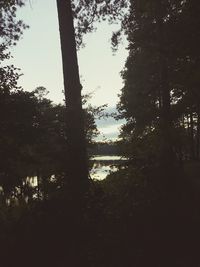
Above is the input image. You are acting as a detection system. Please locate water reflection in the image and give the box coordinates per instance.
[27,156,126,187]
[90,155,126,180]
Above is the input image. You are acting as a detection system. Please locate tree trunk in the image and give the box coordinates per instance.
[56,0,88,190]
[190,112,195,160]
[197,106,200,160]
[156,2,174,169]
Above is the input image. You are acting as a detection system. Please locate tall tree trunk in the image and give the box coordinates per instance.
[196,106,200,160]
[56,4,89,263]
[56,0,88,190]
[190,112,195,160]
[156,2,174,169]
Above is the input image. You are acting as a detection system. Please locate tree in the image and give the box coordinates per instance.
[116,0,200,167]
[55,0,128,191]
[0,0,28,203]
[0,0,27,75]
[0,84,100,203]
[56,0,89,191]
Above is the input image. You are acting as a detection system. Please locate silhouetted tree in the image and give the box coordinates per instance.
[0,85,100,203]
[116,0,200,167]
[56,0,88,191]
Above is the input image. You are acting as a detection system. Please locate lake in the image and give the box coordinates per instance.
[90,155,127,180]
[28,155,126,188]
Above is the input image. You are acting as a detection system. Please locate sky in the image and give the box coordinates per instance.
[9,0,128,140]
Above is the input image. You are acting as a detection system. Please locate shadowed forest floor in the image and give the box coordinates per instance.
[184,162,200,186]
[1,162,200,267]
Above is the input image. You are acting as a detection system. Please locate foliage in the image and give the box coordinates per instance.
[71,0,128,47]
[0,0,27,46]
[116,0,200,163]
[0,84,101,202]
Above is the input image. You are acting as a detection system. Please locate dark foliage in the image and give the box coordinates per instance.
[0,1,200,267]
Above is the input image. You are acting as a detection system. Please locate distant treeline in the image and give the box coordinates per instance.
[89,141,120,156]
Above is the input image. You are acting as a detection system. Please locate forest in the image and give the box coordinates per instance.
[0,0,200,266]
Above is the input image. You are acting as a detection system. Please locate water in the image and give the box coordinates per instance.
[90,155,126,180]
[28,156,126,187]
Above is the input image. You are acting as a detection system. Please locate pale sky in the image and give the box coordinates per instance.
[8,0,128,140]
